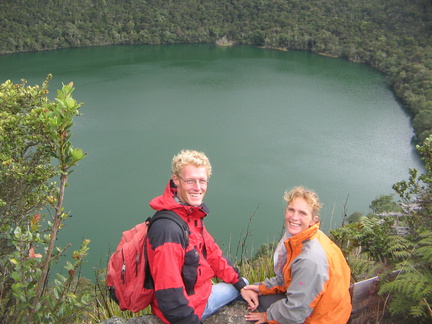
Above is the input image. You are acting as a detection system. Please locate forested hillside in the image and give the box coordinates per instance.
[1,0,431,141]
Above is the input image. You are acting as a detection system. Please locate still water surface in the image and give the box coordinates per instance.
[0,44,423,278]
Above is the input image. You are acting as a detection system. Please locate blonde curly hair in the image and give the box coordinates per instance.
[171,149,212,178]
[284,186,322,217]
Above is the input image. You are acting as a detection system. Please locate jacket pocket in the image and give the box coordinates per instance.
[182,248,200,295]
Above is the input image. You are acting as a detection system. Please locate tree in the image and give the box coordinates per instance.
[0,75,91,323]
[369,194,402,215]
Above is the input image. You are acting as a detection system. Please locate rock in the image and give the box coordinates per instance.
[100,316,128,324]
[127,316,164,324]
[100,315,163,324]
[215,35,235,46]
[204,301,249,324]
[100,301,250,324]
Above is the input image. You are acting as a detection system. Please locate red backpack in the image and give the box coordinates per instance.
[106,210,189,312]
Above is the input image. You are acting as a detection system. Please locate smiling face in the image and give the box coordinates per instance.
[285,197,318,236]
[173,164,208,207]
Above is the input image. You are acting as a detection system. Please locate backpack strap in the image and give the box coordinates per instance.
[148,210,190,248]
[143,210,190,290]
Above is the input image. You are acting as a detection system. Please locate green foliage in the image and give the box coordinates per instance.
[90,267,152,322]
[330,215,396,264]
[0,77,91,323]
[416,230,432,264]
[383,235,415,261]
[331,135,432,322]
[0,0,430,143]
[378,226,432,322]
[346,255,381,281]
[345,211,363,224]
[379,264,432,321]
[0,78,55,233]
[238,254,276,286]
[251,242,278,262]
[369,194,402,215]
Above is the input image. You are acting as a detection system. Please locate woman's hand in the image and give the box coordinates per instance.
[242,284,261,294]
[245,312,266,323]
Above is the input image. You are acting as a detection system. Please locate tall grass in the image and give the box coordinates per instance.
[89,253,277,322]
[89,206,279,322]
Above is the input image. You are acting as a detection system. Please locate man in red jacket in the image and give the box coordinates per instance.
[146,149,250,323]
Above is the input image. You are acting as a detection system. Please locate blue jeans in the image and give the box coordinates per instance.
[201,278,249,320]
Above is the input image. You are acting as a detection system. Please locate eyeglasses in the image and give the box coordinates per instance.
[178,176,208,186]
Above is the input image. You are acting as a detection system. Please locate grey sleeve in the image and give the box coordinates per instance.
[262,274,285,289]
[266,258,327,324]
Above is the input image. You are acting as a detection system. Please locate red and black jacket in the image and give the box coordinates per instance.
[146,180,246,324]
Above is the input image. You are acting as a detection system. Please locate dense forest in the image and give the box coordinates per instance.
[0,0,431,141]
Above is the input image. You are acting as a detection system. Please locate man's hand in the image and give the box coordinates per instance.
[245,312,266,323]
[240,285,260,311]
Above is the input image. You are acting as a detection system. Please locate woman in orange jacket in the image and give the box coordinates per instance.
[241,186,352,324]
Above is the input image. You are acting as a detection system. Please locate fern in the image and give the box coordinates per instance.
[348,255,381,281]
[384,235,415,261]
[379,269,432,320]
[382,292,411,317]
[417,230,432,265]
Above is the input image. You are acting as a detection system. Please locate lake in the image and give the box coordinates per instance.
[0,44,423,278]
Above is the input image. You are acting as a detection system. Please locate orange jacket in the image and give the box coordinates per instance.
[259,223,352,324]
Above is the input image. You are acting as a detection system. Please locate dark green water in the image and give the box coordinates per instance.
[0,44,423,278]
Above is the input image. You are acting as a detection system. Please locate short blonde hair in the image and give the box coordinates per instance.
[171,150,212,178]
[284,186,322,217]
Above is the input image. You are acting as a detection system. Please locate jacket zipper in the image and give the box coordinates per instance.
[121,249,126,284]
[135,252,140,276]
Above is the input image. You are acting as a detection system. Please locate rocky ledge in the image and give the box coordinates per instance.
[101,301,250,324]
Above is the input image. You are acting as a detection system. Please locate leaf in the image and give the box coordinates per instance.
[68,269,75,278]
[11,271,21,280]
[34,302,42,312]
[71,147,83,162]
[64,261,74,270]
[13,226,22,238]
[53,287,59,300]
[11,282,24,293]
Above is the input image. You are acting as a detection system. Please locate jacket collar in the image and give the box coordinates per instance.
[287,222,320,245]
